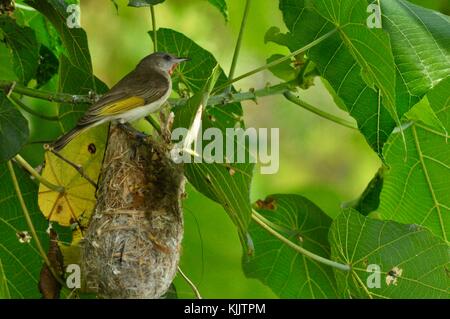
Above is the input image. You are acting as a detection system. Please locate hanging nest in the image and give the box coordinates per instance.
[82,124,185,298]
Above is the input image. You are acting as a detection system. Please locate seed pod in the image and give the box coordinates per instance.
[82,125,184,298]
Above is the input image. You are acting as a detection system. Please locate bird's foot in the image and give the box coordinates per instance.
[118,123,148,143]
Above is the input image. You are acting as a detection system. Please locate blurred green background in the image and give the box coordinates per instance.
[49,0,450,298]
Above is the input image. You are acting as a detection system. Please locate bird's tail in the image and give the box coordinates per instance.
[50,125,89,152]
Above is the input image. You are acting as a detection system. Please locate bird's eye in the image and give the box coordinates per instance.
[164,54,171,61]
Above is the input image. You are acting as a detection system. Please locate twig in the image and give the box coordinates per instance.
[178,266,202,299]
[251,209,351,272]
[7,161,66,286]
[0,80,97,104]
[213,28,337,93]
[14,154,65,193]
[283,91,357,130]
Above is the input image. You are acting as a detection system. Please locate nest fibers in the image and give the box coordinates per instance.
[82,125,185,298]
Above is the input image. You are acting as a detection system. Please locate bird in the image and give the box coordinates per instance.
[50,52,189,151]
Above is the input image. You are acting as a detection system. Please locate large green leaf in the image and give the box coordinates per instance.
[154,28,254,247]
[0,93,29,163]
[0,42,19,81]
[348,167,385,216]
[381,0,450,96]
[330,210,449,298]
[310,0,398,123]
[271,0,449,153]
[243,194,337,298]
[0,15,40,85]
[0,257,10,298]
[0,162,50,298]
[379,77,450,242]
[207,0,229,22]
[25,0,94,81]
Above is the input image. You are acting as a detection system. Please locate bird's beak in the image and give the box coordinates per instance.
[175,57,190,63]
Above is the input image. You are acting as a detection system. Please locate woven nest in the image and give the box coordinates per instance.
[82,125,185,299]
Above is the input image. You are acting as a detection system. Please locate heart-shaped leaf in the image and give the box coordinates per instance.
[379,77,450,241]
[0,93,29,163]
[0,15,40,85]
[244,194,338,298]
[330,210,449,298]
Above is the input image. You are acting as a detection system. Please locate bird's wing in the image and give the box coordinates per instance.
[77,70,170,126]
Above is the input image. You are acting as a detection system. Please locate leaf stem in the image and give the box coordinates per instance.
[284,91,357,130]
[14,155,65,193]
[150,5,157,52]
[6,161,65,286]
[177,266,202,299]
[9,94,60,121]
[251,209,351,272]
[213,28,337,93]
[226,0,252,93]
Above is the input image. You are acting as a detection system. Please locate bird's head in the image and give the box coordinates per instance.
[139,52,190,76]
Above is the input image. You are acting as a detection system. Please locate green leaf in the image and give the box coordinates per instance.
[427,76,450,129]
[0,162,50,298]
[25,0,95,79]
[128,0,165,7]
[0,92,29,163]
[244,194,337,298]
[381,0,450,96]
[207,0,229,22]
[266,54,297,82]
[273,0,428,153]
[310,0,399,134]
[0,15,40,85]
[0,258,10,298]
[36,45,59,88]
[379,77,450,242]
[154,28,254,247]
[347,167,385,216]
[329,209,449,298]
[0,42,18,81]
[57,55,108,132]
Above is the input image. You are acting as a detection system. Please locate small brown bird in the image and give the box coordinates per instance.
[51,52,189,151]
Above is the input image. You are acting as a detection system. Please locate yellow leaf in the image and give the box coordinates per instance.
[38,126,107,227]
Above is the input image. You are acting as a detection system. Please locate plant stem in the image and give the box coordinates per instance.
[284,91,357,130]
[9,95,60,121]
[178,266,202,299]
[213,28,337,93]
[6,161,65,286]
[14,155,65,193]
[145,115,162,134]
[226,0,252,93]
[170,81,292,107]
[251,209,351,272]
[0,80,96,104]
[150,5,157,52]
